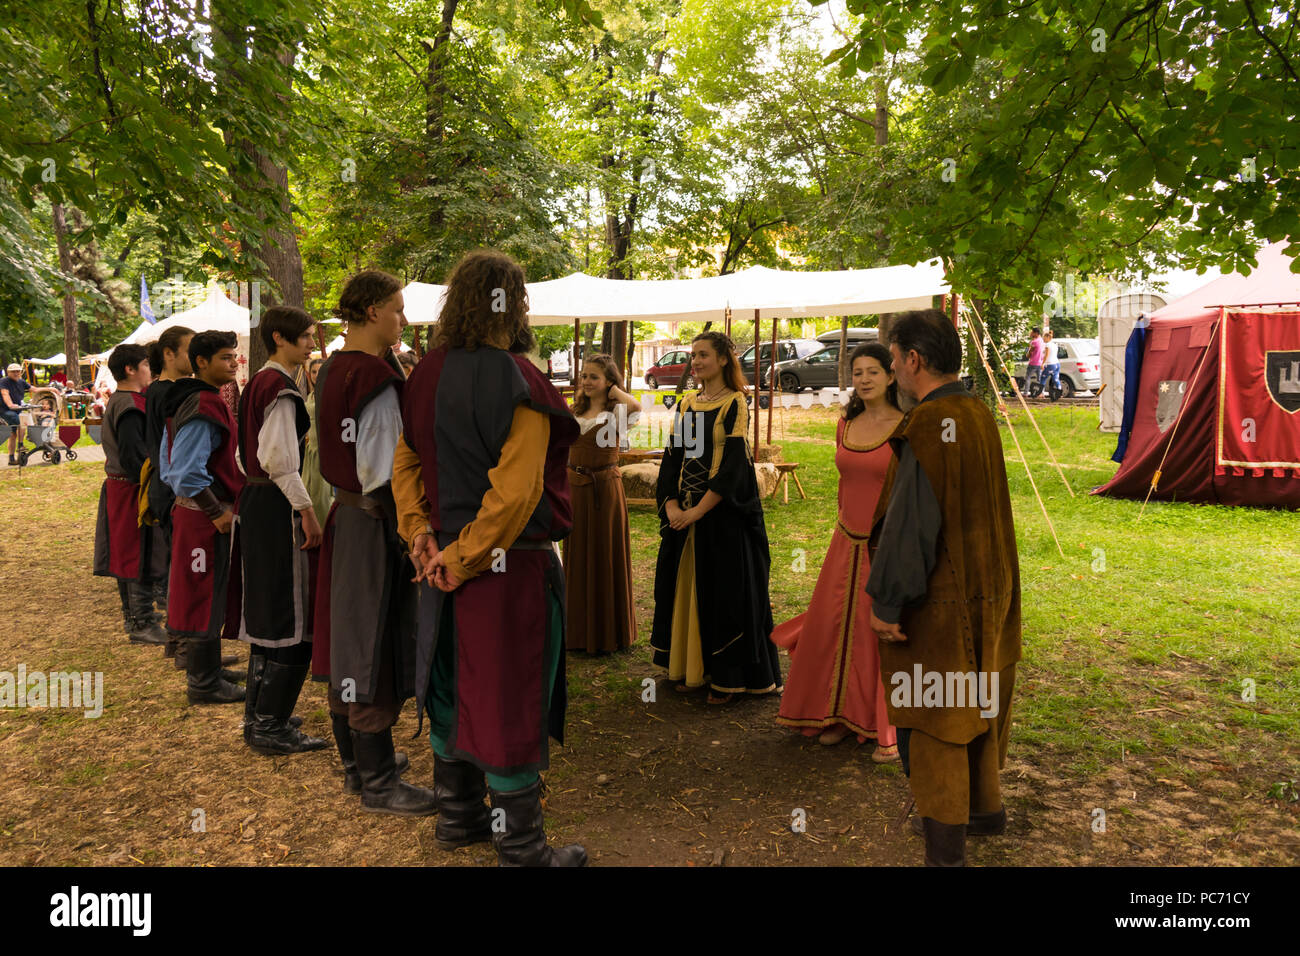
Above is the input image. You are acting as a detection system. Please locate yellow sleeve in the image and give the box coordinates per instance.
[441,404,550,583]
[392,435,431,551]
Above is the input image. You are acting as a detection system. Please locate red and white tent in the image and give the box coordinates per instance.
[1096,241,1300,507]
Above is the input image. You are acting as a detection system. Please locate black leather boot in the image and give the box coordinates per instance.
[488,780,587,867]
[127,581,167,645]
[242,654,267,745]
[911,806,1007,838]
[922,818,967,867]
[352,728,437,816]
[333,714,407,794]
[175,641,242,676]
[185,638,246,704]
[247,661,328,756]
[433,754,492,850]
[163,636,181,660]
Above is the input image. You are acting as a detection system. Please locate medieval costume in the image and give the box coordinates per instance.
[394,344,585,865]
[225,361,326,755]
[303,387,333,528]
[771,417,897,748]
[563,409,637,653]
[867,380,1021,866]
[650,391,781,695]
[312,348,431,813]
[145,379,178,657]
[93,388,166,645]
[159,378,247,704]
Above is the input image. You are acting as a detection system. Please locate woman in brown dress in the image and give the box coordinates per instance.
[564,354,641,653]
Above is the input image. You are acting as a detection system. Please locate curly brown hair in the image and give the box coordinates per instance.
[431,249,535,353]
[336,269,403,328]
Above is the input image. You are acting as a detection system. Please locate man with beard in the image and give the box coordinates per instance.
[867,308,1021,867]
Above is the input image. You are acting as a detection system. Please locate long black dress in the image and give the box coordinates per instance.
[650,391,781,694]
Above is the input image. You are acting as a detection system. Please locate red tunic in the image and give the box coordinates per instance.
[165,387,244,638]
[311,350,405,682]
[402,347,580,774]
[94,391,148,580]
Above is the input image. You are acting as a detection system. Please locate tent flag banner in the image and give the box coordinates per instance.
[140,276,156,324]
[1217,310,1300,473]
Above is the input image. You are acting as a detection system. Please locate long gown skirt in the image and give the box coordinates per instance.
[770,423,896,744]
[563,464,637,653]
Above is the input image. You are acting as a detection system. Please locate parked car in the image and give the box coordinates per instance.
[815,327,878,347]
[764,343,851,391]
[643,348,694,390]
[739,339,822,385]
[1011,337,1101,398]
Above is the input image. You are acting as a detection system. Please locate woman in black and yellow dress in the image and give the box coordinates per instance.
[651,331,781,704]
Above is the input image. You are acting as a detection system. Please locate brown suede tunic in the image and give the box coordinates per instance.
[867,382,1022,745]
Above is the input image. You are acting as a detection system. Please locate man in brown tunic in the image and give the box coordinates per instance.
[867,308,1021,867]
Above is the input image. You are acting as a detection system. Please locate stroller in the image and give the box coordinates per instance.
[11,388,80,467]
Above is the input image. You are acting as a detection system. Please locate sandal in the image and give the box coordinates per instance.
[818,724,852,746]
[706,692,735,706]
[871,744,900,764]
[674,682,695,694]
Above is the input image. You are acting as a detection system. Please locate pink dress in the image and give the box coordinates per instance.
[771,417,897,745]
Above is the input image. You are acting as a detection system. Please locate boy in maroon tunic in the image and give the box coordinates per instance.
[159,331,247,705]
[313,270,432,814]
[226,306,327,755]
[93,344,166,645]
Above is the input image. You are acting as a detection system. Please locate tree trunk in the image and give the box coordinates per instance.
[51,203,83,385]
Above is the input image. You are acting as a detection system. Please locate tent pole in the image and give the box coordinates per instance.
[573,318,580,384]
[753,309,761,450]
[767,315,777,444]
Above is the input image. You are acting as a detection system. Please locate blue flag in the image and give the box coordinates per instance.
[140,276,156,324]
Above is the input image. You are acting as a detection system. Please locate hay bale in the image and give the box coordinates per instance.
[620,462,661,500]
[755,444,783,463]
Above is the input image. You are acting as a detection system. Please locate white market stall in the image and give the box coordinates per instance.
[133,287,252,389]
[400,259,951,447]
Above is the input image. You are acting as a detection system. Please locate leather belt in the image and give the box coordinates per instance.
[333,487,384,520]
[569,461,619,511]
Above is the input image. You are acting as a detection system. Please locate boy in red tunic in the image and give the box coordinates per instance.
[225,306,327,755]
[159,331,247,705]
[93,344,166,645]
[313,270,432,814]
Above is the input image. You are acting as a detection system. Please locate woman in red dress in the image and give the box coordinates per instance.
[771,342,903,762]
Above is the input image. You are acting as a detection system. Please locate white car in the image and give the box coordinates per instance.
[1013,337,1101,397]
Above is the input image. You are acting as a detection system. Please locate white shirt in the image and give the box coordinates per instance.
[576,406,641,452]
[356,385,401,494]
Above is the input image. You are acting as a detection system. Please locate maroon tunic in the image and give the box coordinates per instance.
[311,350,406,685]
[93,390,148,580]
[403,346,579,775]
[224,366,316,646]
[164,386,245,639]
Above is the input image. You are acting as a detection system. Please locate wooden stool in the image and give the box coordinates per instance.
[774,462,805,504]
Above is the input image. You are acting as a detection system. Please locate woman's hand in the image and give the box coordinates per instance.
[668,504,698,530]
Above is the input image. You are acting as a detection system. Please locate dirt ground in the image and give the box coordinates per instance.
[1,452,1296,867]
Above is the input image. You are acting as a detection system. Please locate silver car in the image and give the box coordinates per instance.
[1013,337,1101,397]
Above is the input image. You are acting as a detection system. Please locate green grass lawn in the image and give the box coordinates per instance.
[630,402,1300,792]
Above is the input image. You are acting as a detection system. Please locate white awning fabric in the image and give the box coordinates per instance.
[133,288,251,342]
[401,259,948,327]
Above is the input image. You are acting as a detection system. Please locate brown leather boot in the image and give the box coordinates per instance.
[922,818,967,867]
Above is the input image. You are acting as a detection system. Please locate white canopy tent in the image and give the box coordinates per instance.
[400,259,948,326]
[401,259,950,448]
[133,287,253,388]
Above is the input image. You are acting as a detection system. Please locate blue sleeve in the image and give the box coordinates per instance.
[160,421,219,498]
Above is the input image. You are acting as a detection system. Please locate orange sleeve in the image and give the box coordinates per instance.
[392,434,430,552]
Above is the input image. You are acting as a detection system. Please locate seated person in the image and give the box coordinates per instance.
[49,367,69,390]
[33,398,57,427]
